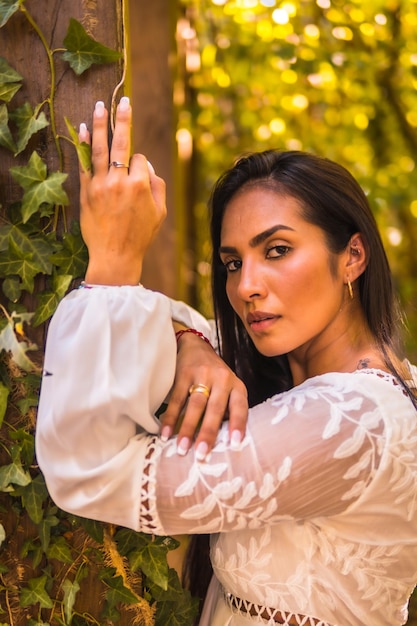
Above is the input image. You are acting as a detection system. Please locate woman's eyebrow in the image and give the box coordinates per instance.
[219,224,295,254]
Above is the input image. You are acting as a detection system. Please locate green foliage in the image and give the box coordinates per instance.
[180,0,417,362]
[0,3,196,625]
[63,18,123,75]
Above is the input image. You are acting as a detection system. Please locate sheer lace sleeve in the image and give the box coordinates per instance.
[148,374,388,534]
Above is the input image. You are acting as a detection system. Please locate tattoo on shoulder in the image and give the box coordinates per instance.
[357,358,371,369]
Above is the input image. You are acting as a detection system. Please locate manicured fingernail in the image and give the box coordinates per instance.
[160,425,172,442]
[177,437,191,456]
[79,123,88,140]
[119,96,130,111]
[147,160,155,175]
[230,430,242,450]
[95,101,105,117]
[196,441,209,462]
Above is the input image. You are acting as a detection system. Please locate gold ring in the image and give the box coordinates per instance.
[109,161,129,168]
[189,383,210,399]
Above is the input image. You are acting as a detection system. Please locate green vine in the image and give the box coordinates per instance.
[0,2,197,624]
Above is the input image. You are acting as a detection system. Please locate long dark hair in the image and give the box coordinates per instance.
[183,149,416,618]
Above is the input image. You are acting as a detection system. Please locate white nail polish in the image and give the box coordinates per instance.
[160,425,172,442]
[230,430,242,450]
[147,160,155,175]
[177,437,191,456]
[119,96,130,111]
[196,441,209,462]
[79,123,88,139]
[95,101,105,117]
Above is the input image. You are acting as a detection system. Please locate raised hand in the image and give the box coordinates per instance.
[161,329,248,461]
[78,97,166,285]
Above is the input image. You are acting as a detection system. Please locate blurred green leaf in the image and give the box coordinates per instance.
[62,18,122,75]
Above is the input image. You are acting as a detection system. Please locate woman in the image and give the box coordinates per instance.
[36,98,417,625]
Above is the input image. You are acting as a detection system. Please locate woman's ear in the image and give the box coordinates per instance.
[345,232,368,282]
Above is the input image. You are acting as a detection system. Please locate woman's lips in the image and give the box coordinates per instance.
[247,311,279,332]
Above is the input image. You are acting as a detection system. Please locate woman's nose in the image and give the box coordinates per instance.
[236,262,267,301]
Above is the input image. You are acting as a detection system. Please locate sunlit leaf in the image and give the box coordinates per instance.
[62,18,122,75]
[0,1,20,28]
[62,578,80,624]
[0,458,31,490]
[0,311,37,369]
[65,116,91,172]
[0,81,21,102]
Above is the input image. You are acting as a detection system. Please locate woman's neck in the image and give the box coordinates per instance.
[288,310,388,386]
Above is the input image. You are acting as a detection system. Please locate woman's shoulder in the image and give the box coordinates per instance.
[264,366,417,418]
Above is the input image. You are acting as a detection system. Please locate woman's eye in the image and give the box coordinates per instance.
[266,245,291,259]
[223,259,242,272]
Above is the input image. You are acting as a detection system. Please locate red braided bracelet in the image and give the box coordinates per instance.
[175,328,212,347]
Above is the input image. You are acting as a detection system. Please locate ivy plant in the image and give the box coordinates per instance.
[0,2,197,624]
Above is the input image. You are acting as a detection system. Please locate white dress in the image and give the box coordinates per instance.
[35,285,417,626]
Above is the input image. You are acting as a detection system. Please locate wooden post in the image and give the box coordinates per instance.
[128,0,180,298]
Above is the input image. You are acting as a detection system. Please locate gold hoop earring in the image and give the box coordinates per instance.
[347,280,354,300]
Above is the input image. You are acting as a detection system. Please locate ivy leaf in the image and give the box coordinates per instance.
[0,457,31,490]
[2,275,21,302]
[0,81,21,102]
[33,273,72,326]
[0,103,16,151]
[19,575,54,609]
[10,428,35,466]
[46,536,73,564]
[10,151,69,222]
[105,575,139,606]
[50,229,88,277]
[0,381,9,428]
[0,238,41,292]
[0,1,21,28]
[38,511,59,552]
[9,102,49,155]
[9,224,54,274]
[0,312,37,370]
[10,150,47,190]
[20,474,48,524]
[65,116,91,172]
[62,578,80,624]
[129,541,169,590]
[62,18,122,76]
[155,589,199,626]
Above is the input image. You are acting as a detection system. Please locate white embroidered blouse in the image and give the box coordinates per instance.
[35,285,417,626]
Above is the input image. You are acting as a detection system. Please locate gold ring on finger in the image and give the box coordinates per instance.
[109,161,129,169]
[189,383,210,399]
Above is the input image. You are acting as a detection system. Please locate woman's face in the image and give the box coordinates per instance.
[219,186,350,359]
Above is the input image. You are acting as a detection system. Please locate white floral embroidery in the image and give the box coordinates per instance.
[147,370,417,625]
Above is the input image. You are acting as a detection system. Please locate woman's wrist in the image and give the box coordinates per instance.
[84,259,143,286]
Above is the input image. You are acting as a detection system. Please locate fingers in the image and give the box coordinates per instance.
[91,100,110,177]
[161,370,249,462]
[108,96,132,172]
